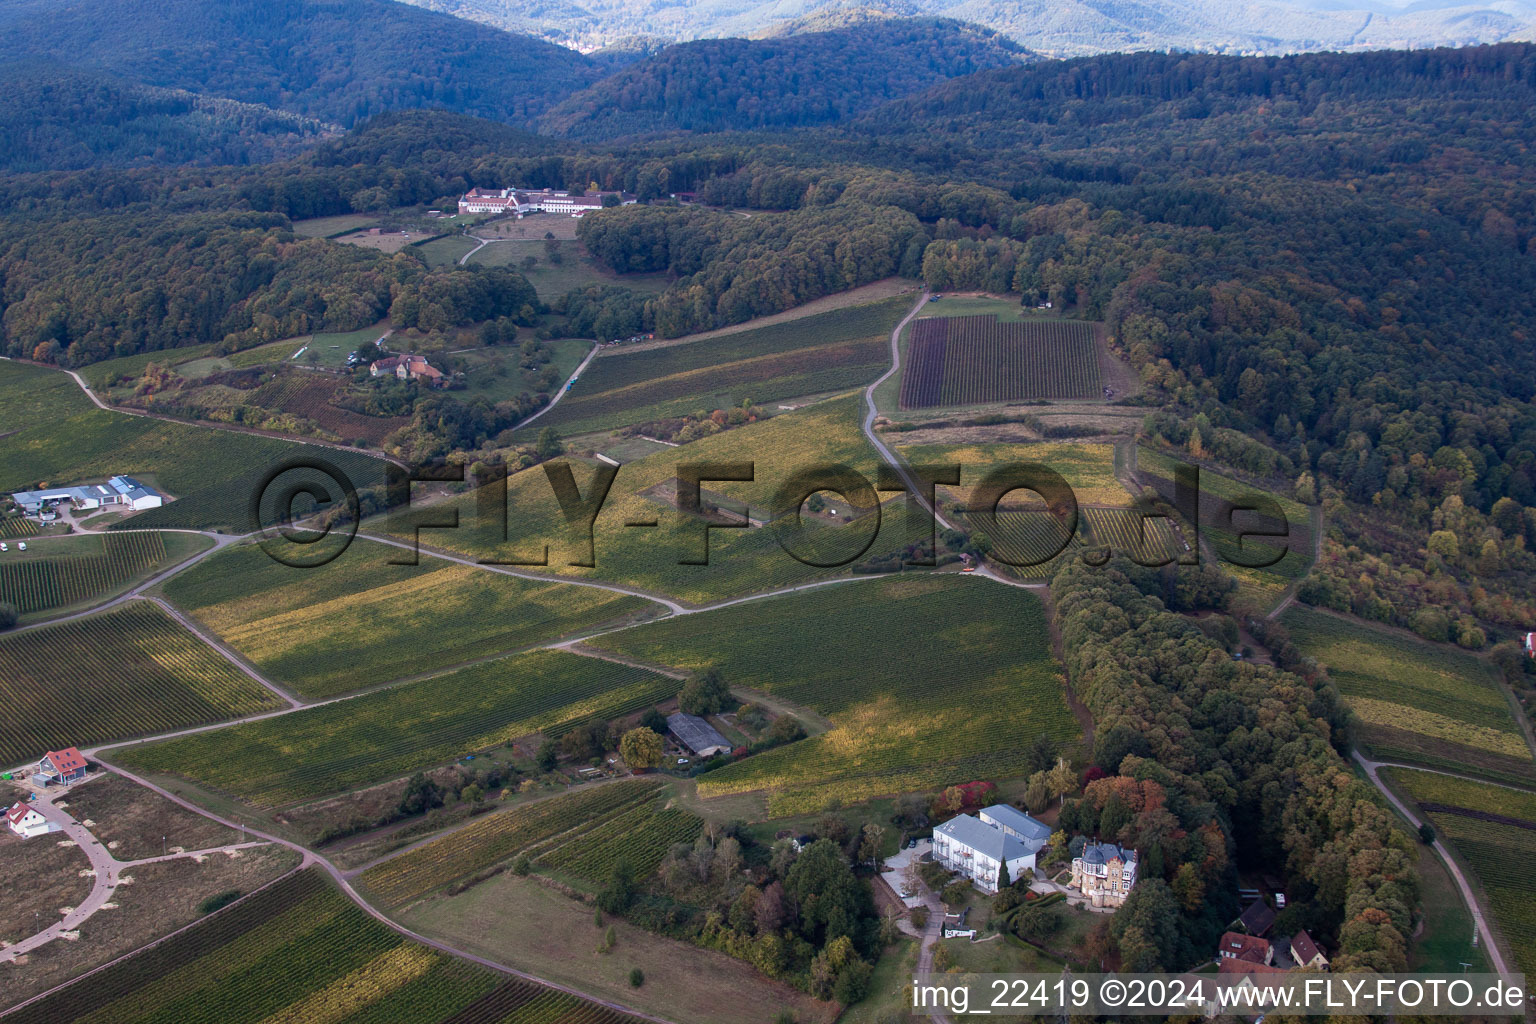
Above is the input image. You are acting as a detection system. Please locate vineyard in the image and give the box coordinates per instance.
[362,779,668,909]
[528,297,908,436]
[897,441,1130,508]
[1283,606,1536,786]
[1383,767,1536,822]
[0,602,285,764]
[443,978,651,1024]
[119,650,677,806]
[593,573,1077,815]
[394,395,926,605]
[4,868,563,1024]
[0,532,191,616]
[535,794,702,885]
[161,541,653,697]
[898,315,1101,408]
[0,517,37,538]
[1420,810,1536,976]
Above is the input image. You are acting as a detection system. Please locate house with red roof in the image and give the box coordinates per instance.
[6,801,51,839]
[371,354,446,387]
[1219,931,1273,965]
[37,747,88,785]
[1289,930,1329,970]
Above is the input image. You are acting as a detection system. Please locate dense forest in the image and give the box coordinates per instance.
[537,20,1028,139]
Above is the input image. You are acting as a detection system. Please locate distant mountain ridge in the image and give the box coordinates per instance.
[394,0,1536,56]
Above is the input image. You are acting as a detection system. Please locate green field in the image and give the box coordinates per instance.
[456,339,592,403]
[82,345,218,391]
[1284,607,1536,785]
[525,297,910,436]
[1384,769,1536,976]
[0,361,390,532]
[384,394,929,605]
[289,212,381,237]
[161,540,656,698]
[1137,446,1309,525]
[469,239,673,300]
[0,602,285,764]
[0,531,211,619]
[119,649,676,806]
[897,441,1131,509]
[361,779,668,909]
[592,573,1078,814]
[415,235,479,267]
[3,867,646,1024]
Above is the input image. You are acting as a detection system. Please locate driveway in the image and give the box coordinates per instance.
[880,840,932,909]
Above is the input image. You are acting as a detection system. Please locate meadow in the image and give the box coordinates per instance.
[0,531,209,618]
[525,297,910,436]
[899,315,1101,407]
[2,868,643,1024]
[1382,767,1536,823]
[160,541,656,698]
[382,395,930,605]
[1415,803,1536,977]
[0,361,390,533]
[0,602,285,764]
[361,779,668,909]
[118,649,676,806]
[1137,446,1310,525]
[1283,606,1536,785]
[592,574,1078,815]
[468,239,672,299]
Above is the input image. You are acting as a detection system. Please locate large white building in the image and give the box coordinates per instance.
[457,187,636,217]
[931,804,1052,894]
[11,476,162,515]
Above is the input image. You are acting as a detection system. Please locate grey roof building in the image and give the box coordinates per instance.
[666,712,731,757]
[979,804,1053,843]
[931,811,1049,894]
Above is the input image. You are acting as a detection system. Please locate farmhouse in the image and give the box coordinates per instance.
[371,354,445,387]
[12,476,162,515]
[1236,897,1276,937]
[1069,841,1138,908]
[931,807,1050,894]
[666,712,731,758]
[1289,930,1329,970]
[5,801,51,839]
[1218,931,1273,965]
[35,746,88,786]
[457,187,636,217]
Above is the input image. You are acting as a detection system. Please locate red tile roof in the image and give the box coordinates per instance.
[44,747,86,775]
[6,801,36,825]
[1219,931,1271,963]
[1291,929,1325,964]
[1219,959,1288,976]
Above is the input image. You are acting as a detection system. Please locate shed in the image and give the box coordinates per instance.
[666,713,730,758]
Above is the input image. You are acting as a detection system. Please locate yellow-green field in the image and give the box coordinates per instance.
[1284,607,1535,786]
[898,441,1130,508]
[160,541,655,698]
[592,573,1077,815]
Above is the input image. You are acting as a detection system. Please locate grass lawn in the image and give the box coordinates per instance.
[160,539,657,698]
[289,213,379,237]
[416,235,479,267]
[455,339,591,403]
[1407,842,1490,972]
[1284,607,1535,786]
[917,294,1032,322]
[396,872,836,1024]
[593,573,1077,815]
[840,937,918,1024]
[468,239,672,299]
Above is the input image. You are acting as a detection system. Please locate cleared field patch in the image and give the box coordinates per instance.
[528,297,909,436]
[469,239,672,299]
[415,235,479,267]
[361,779,667,909]
[2,868,515,1024]
[61,772,241,860]
[1283,606,1535,786]
[0,602,285,764]
[161,541,655,698]
[288,213,379,237]
[0,531,210,618]
[118,649,675,807]
[592,574,1077,815]
[899,315,1100,408]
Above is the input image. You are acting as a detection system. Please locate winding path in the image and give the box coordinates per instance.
[1354,753,1509,974]
[512,342,602,431]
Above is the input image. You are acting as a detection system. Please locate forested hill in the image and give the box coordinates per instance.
[537,19,1031,139]
[0,0,601,128]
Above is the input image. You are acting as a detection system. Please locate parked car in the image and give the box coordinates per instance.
[17,542,25,551]
[1,542,8,552]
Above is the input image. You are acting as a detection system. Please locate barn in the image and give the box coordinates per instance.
[666,713,731,758]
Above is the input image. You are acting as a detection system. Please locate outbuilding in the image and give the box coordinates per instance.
[666,713,731,758]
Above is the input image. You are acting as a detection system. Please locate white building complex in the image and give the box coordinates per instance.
[457,187,636,217]
[931,804,1052,894]
[11,476,162,515]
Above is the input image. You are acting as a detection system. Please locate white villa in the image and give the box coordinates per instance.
[457,187,636,217]
[1070,841,1139,908]
[5,802,51,839]
[931,804,1052,894]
